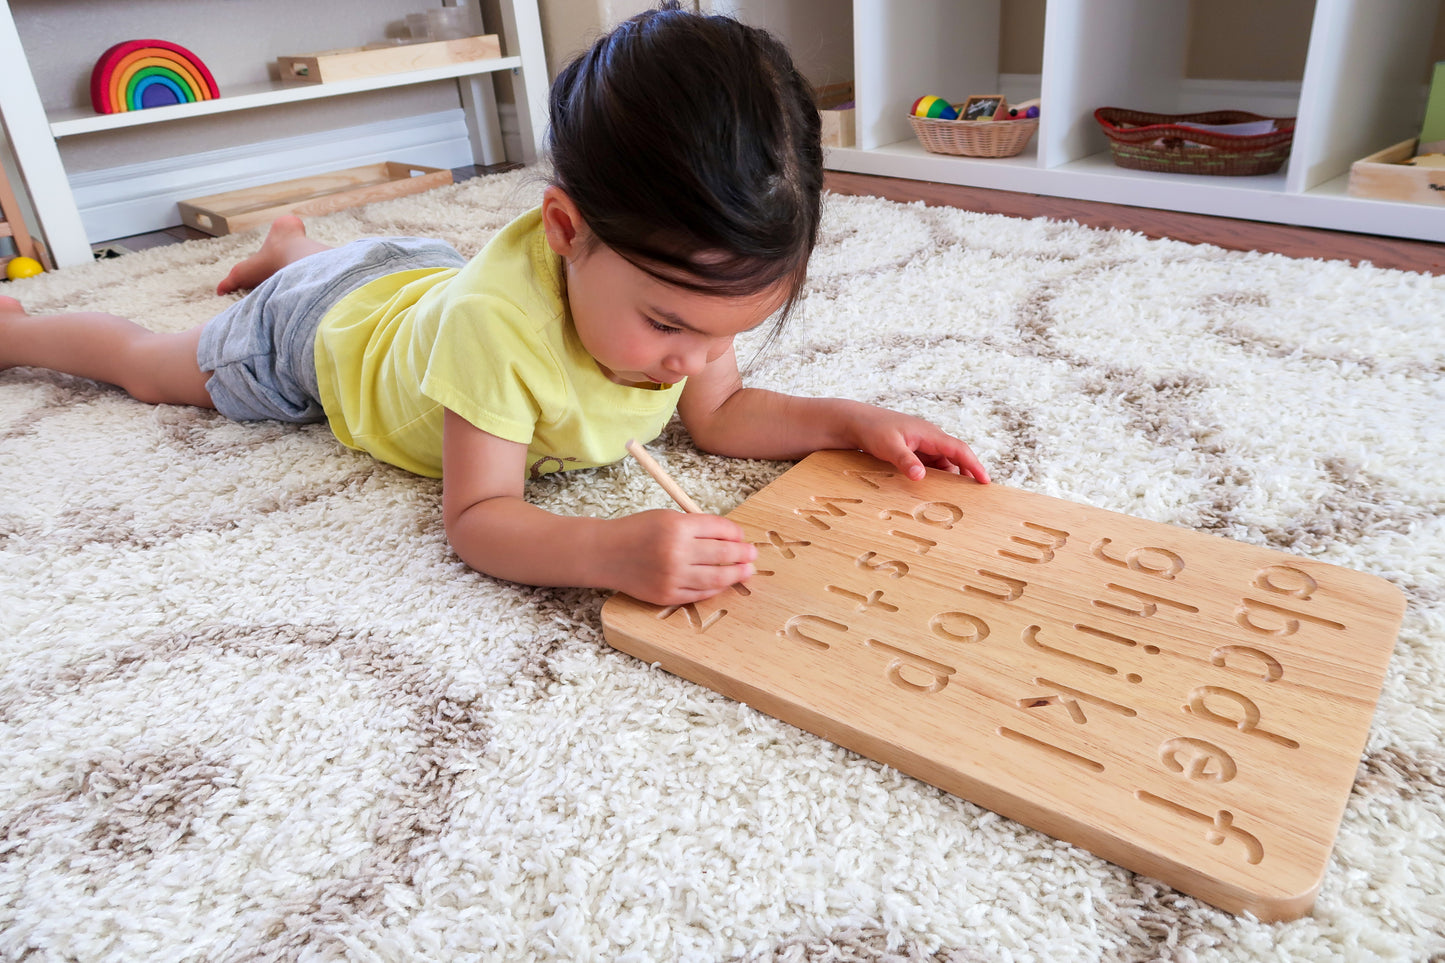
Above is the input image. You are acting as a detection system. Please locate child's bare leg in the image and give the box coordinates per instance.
[216,215,332,295]
[0,296,213,408]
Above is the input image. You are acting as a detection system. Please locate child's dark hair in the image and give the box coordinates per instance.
[547,1,823,326]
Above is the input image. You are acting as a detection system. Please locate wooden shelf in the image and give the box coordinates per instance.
[48,56,521,137]
[826,138,1445,243]
[0,0,549,268]
[772,0,1444,243]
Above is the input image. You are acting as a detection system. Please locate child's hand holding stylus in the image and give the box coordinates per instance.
[621,440,757,604]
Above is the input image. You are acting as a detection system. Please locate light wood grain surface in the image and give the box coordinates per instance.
[602,450,1406,921]
[178,162,452,236]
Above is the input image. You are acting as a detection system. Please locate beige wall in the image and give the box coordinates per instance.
[539,0,681,76]
[538,0,604,72]
[581,0,1445,85]
[538,0,851,86]
[1000,0,1445,81]
[1000,0,1323,79]
[1184,0,1315,81]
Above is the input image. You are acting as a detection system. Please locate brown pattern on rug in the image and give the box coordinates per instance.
[1,172,1441,961]
[0,370,123,442]
[1,620,491,960]
[2,461,386,554]
[78,747,235,860]
[1355,746,1445,802]
[1250,457,1443,555]
[0,745,233,866]
[738,924,990,962]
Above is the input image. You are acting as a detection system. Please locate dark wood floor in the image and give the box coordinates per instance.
[97,165,1443,277]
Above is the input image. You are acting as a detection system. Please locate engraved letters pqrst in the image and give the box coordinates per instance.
[764,478,1320,872]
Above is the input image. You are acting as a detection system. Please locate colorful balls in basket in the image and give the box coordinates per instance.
[89,39,220,115]
[911,95,958,121]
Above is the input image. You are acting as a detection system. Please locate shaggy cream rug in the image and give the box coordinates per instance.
[1,169,1441,962]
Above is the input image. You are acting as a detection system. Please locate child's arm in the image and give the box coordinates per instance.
[677,345,990,484]
[440,409,757,604]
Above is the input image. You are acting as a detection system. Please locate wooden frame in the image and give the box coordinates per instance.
[960,94,1005,121]
[0,157,45,269]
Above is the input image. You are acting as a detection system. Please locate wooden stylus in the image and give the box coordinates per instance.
[624,439,703,514]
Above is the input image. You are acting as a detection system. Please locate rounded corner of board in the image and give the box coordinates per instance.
[1243,878,1322,924]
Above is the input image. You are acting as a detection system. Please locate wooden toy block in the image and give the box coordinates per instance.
[178,162,453,236]
[276,35,501,84]
[601,450,1406,921]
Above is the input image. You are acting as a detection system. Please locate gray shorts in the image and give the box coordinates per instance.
[198,237,467,422]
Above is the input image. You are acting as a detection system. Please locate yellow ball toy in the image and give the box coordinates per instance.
[911,94,958,120]
[5,256,43,280]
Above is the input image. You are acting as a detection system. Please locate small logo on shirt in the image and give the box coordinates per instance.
[529,455,581,479]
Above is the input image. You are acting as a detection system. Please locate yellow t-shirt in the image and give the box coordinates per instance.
[313,208,684,479]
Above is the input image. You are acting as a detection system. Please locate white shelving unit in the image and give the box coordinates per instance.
[0,0,549,269]
[820,0,1443,243]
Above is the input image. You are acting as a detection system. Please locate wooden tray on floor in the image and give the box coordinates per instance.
[601,450,1406,921]
[178,162,453,236]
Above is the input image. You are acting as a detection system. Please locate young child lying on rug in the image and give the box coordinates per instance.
[0,3,987,606]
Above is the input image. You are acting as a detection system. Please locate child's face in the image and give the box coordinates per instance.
[564,239,788,387]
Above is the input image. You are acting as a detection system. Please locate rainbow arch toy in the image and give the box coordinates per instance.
[89,39,220,114]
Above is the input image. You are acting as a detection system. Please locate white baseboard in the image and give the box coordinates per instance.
[69,106,521,243]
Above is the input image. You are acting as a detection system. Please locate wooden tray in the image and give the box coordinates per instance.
[276,35,500,84]
[178,162,453,236]
[1347,139,1445,206]
[601,450,1406,921]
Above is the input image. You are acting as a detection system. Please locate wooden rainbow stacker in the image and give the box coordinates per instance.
[600,450,1406,921]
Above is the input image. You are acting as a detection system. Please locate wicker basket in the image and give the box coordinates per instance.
[909,114,1038,158]
[1094,108,1295,176]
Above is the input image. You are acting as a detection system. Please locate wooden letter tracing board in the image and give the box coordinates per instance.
[601,450,1406,921]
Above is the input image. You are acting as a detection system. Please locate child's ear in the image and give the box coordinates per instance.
[541,185,586,258]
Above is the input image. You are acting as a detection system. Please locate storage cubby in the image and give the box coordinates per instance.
[777,0,1444,242]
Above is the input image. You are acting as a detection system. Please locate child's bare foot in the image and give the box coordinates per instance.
[0,296,28,371]
[216,215,327,295]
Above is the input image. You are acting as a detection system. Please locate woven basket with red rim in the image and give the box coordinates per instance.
[1094,108,1295,176]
